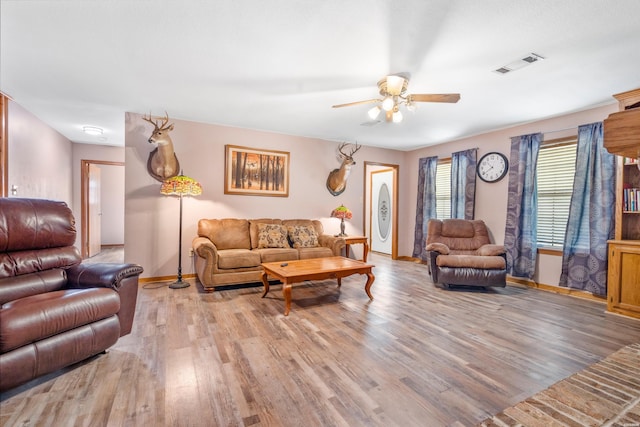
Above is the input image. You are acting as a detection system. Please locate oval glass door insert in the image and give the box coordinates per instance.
[377,183,391,241]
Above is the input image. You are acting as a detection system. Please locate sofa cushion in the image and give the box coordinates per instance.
[217,249,261,269]
[436,254,506,270]
[298,247,334,260]
[0,269,67,305]
[0,288,120,353]
[0,198,77,253]
[249,219,283,249]
[257,224,289,248]
[287,225,319,248]
[254,248,299,263]
[198,219,251,250]
[427,219,491,252]
[282,219,324,237]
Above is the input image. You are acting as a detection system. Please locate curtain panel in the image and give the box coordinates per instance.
[412,156,438,260]
[451,148,477,219]
[504,133,542,279]
[559,122,616,296]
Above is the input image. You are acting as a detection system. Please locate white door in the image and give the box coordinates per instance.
[88,164,102,257]
[370,169,394,254]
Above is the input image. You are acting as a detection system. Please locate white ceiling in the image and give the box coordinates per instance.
[2,0,640,151]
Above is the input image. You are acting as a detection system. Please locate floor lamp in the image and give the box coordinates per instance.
[160,172,202,289]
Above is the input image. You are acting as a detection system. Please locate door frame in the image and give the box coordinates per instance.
[363,161,399,260]
[1,93,9,197]
[80,159,124,258]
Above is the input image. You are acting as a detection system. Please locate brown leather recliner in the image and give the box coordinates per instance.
[0,198,143,392]
[425,219,506,289]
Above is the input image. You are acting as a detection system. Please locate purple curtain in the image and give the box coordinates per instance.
[504,133,542,279]
[451,148,477,219]
[559,122,616,296]
[413,156,438,260]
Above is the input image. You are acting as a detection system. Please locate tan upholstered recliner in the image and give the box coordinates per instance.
[425,219,506,289]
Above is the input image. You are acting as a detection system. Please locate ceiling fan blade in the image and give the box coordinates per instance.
[409,93,461,103]
[332,99,380,108]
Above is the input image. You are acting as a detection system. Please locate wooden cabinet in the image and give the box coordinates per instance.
[606,88,640,319]
[604,88,640,159]
[604,108,640,159]
[607,240,640,319]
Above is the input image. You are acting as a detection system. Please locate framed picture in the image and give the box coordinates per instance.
[224,145,290,197]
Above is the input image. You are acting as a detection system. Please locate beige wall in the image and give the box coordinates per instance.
[99,164,125,245]
[7,100,73,204]
[402,103,619,287]
[124,112,404,278]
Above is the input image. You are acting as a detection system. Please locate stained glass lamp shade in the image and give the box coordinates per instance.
[330,205,352,237]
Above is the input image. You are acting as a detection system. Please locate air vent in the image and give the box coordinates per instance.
[522,54,541,63]
[494,53,545,75]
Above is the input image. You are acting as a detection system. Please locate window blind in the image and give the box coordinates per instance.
[536,142,577,248]
[435,160,451,220]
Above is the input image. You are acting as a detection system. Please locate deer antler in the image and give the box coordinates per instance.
[337,142,349,157]
[142,111,172,131]
[142,113,159,130]
[338,142,361,158]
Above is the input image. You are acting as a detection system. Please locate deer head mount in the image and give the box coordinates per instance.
[326,142,362,196]
[142,112,180,182]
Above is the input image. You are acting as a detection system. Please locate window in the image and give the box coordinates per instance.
[435,159,451,220]
[536,140,577,248]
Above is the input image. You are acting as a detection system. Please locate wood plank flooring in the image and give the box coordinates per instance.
[2,253,640,426]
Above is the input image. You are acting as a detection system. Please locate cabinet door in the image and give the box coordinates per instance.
[608,242,640,319]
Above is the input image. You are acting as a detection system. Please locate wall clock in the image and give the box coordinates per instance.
[477,152,509,183]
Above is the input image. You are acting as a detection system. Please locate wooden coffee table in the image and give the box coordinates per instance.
[261,256,375,316]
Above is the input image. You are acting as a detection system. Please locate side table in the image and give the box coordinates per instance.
[343,235,369,262]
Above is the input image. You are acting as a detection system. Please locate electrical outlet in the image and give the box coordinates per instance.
[189,248,195,257]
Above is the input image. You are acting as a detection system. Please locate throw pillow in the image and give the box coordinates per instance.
[287,225,319,248]
[257,223,289,248]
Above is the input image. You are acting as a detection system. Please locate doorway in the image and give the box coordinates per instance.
[364,162,399,259]
[81,160,125,259]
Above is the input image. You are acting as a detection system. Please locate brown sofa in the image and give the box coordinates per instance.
[0,198,143,392]
[425,218,506,289]
[192,218,345,290]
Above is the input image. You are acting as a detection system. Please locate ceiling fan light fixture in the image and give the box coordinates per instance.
[386,75,406,95]
[382,97,395,112]
[368,105,381,120]
[335,73,460,125]
[82,126,103,136]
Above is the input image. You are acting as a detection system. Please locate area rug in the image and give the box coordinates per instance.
[478,343,640,427]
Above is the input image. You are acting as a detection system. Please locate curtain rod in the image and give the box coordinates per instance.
[543,126,577,135]
[510,126,577,138]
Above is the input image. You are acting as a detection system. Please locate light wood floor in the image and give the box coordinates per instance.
[84,245,125,264]
[2,253,640,426]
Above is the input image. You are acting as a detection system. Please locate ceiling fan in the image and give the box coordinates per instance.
[332,74,460,123]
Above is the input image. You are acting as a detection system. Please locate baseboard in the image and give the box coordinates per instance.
[507,276,606,304]
[397,256,425,263]
[139,273,197,284]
